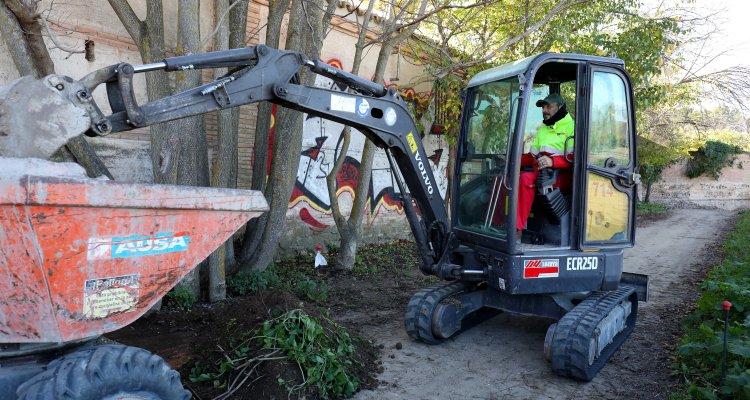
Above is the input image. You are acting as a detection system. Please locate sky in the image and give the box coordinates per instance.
[678,0,750,72]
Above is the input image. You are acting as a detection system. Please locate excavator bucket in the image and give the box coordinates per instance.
[0,158,268,344]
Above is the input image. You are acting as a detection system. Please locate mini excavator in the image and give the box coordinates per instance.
[0,45,647,398]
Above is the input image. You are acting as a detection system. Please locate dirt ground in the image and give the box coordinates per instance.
[108,208,737,399]
[352,208,737,400]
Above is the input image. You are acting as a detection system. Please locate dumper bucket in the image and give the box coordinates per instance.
[0,158,268,344]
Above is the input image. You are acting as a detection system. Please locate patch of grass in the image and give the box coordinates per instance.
[637,202,670,213]
[165,286,196,310]
[258,309,360,399]
[227,266,282,295]
[671,211,750,400]
[352,258,378,274]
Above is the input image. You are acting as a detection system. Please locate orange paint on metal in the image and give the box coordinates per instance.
[1,169,268,344]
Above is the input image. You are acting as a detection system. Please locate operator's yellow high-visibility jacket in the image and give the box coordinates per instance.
[516,113,575,231]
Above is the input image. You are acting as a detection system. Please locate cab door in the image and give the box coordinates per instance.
[580,66,638,249]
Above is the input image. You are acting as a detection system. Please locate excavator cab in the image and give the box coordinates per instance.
[454,53,638,254]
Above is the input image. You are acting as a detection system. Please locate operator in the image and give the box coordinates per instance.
[516,92,574,234]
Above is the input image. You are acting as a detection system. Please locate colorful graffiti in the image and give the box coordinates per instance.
[287,59,449,230]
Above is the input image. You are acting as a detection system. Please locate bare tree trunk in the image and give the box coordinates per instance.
[170,0,208,298]
[207,0,247,301]
[444,142,456,212]
[207,0,232,302]
[327,0,430,270]
[66,136,115,179]
[3,0,54,76]
[335,45,392,269]
[238,0,291,265]
[239,0,336,272]
[109,0,208,299]
[324,0,374,270]
[0,2,41,77]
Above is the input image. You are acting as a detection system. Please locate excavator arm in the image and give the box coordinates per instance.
[47,45,449,273]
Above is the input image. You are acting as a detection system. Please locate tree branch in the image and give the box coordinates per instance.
[107,0,143,44]
[37,14,83,54]
[202,0,247,50]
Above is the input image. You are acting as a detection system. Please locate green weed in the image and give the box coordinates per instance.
[294,277,329,303]
[166,286,196,310]
[257,309,360,399]
[671,211,750,399]
[352,258,378,274]
[227,267,282,295]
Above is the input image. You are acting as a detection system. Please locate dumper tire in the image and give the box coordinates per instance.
[16,344,191,400]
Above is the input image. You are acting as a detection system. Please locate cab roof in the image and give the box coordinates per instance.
[466,52,626,89]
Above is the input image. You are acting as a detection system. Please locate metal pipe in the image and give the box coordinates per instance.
[462,269,485,275]
[132,62,167,73]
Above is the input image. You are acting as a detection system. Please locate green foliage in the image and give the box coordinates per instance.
[686,141,742,179]
[293,277,329,303]
[671,212,750,399]
[352,258,378,274]
[638,137,680,187]
[166,286,196,310]
[227,267,282,295]
[258,310,360,399]
[636,202,669,213]
[227,257,328,303]
[433,74,468,146]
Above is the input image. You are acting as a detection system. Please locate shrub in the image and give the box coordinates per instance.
[685,141,742,179]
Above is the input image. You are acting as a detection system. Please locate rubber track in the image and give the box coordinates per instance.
[16,344,190,400]
[404,281,467,344]
[550,286,638,382]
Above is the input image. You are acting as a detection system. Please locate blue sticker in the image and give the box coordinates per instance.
[356,98,370,118]
[87,232,191,259]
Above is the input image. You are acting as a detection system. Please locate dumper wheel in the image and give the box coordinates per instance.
[16,344,190,400]
[405,281,468,344]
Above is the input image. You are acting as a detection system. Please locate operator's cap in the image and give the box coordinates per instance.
[535,93,566,107]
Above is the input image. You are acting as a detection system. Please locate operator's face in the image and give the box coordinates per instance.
[542,102,561,121]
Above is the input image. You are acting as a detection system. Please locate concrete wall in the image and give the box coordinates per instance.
[646,153,750,210]
[1,1,446,251]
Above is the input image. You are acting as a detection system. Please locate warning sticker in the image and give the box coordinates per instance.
[82,274,139,319]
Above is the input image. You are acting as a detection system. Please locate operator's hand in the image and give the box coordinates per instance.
[537,155,553,169]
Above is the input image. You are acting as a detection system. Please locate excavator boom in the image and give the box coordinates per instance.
[0,44,449,273]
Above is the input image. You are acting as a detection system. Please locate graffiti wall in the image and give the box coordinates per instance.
[284,59,450,239]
